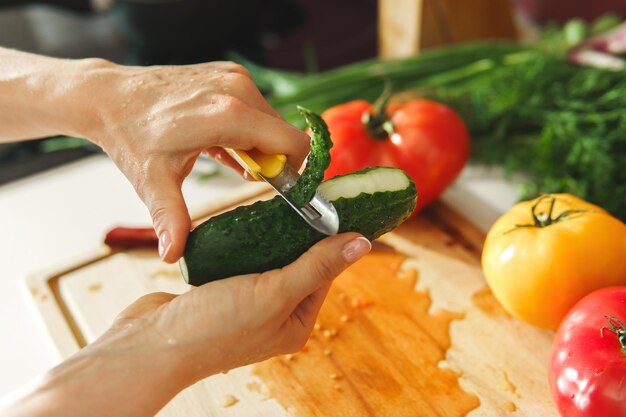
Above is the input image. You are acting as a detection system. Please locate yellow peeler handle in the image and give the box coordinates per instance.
[224,148,287,180]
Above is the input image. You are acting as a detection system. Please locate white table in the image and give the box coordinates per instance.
[0,154,518,398]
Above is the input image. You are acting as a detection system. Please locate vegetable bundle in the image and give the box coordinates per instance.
[433,48,626,220]
[238,18,626,221]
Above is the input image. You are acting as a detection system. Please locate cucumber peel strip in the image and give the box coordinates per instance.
[287,106,333,206]
[180,109,418,285]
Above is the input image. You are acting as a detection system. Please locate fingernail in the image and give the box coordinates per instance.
[159,231,172,261]
[342,237,371,263]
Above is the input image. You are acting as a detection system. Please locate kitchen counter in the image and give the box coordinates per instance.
[0,154,519,398]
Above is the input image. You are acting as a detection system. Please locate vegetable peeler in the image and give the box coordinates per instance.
[225,148,339,236]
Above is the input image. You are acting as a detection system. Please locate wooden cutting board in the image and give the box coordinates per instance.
[24,188,558,417]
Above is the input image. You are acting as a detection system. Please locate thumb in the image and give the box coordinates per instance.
[280,233,372,303]
[140,175,191,263]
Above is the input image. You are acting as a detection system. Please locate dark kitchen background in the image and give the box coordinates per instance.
[0,0,378,185]
[1,0,625,186]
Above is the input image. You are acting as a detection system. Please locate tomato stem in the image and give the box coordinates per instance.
[601,315,626,354]
[362,82,395,140]
[505,194,592,233]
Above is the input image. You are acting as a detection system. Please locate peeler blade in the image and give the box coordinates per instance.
[261,164,339,236]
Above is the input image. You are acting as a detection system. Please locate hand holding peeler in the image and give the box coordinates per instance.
[224,148,339,236]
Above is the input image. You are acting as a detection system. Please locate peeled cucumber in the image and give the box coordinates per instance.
[181,166,416,285]
[180,107,417,285]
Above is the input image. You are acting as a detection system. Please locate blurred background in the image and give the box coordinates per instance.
[2,0,626,401]
[1,0,626,185]
[0,0,380,184]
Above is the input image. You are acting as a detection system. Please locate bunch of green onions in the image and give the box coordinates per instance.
[236,16,626,220]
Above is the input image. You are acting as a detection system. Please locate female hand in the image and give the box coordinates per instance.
[108,233,370,378]
[1,233,371,417]
[0,48,311,263]
[77,59,310,263]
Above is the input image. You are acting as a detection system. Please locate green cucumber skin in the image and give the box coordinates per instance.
[288,106,332,206]
[182,171,417,286]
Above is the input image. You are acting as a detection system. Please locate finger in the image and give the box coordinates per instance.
[219,72,283,119]
[292,284,331,331]
[206,61,253,78]
[275,284,331,353]
[138,166,192,264]
[205,148,258,182]
[212,100,310,171]
[205,148,249,178]
[278,233,372,306]
[196,61,273,115]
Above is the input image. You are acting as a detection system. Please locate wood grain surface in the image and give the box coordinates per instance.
[26,194,558,416]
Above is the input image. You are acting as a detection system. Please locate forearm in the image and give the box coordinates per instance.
[0,47,111,143]
[1,324,194,417]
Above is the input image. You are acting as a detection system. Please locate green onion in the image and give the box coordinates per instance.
[235,17,626,220]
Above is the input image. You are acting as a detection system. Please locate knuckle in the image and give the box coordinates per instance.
[222,71,249,87]
[295,134,311,154]
[219,95,244,113]
[235,75,256,92]
[227,63,252,78]
[311,257,337,283]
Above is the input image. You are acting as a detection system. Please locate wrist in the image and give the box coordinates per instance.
[36,324,194,417]
[44,57,120,145]
[6,53,120,143]
[86,319,195,393]
[0,50,118,142]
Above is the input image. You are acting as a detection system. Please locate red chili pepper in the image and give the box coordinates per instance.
[104,227,158,248]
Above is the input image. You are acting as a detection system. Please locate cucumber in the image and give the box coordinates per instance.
[181,166,417,285]
[180,107,417,285]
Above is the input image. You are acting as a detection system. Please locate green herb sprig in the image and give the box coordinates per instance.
[237,16,626,220]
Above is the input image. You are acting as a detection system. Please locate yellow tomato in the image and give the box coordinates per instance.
[481,194,626,329]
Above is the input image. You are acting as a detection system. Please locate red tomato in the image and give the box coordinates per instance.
[322,99,470,214]
[549,287,626,417]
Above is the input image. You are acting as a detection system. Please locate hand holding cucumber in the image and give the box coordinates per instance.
[1,45,416,417]
[1,234,371,417]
